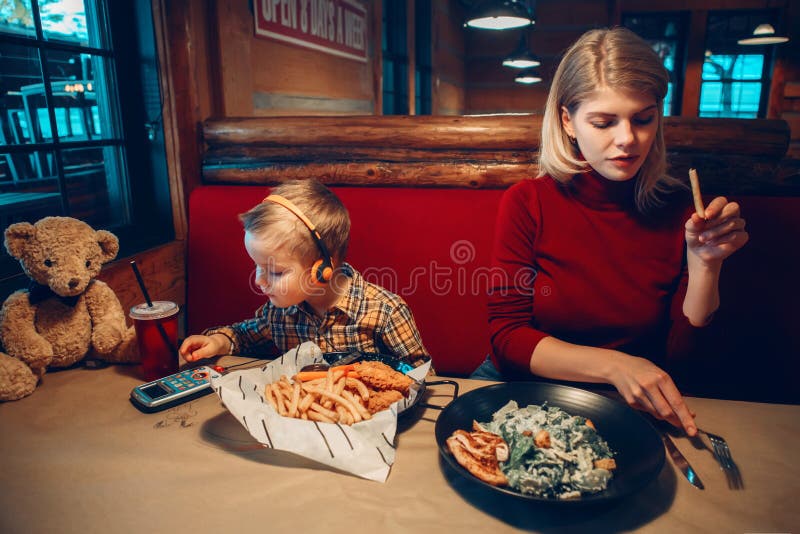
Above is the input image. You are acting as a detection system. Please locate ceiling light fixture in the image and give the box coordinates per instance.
[737,23,789,45]
[502,33,541,68]
[514,68,541,84]
[465,1,534,31]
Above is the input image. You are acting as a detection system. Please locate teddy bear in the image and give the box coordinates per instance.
[0,216,138,401]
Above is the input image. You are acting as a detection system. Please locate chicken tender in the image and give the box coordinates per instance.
[353,361,414,395]
[366,389,404,414]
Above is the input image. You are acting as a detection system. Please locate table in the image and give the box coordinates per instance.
[1,357,798,533]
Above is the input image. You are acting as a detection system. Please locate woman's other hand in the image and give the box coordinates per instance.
[608,351,697,436]
[685,196,749,265]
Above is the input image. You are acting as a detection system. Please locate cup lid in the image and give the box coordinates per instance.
[130,301,179,320]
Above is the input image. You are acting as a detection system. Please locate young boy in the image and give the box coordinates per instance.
[179,179,430,364]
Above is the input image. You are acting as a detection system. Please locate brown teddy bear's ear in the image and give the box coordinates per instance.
[4,222,36,260]
[96,229,120,261]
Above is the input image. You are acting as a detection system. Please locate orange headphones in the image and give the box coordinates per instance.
[263,194,334,284]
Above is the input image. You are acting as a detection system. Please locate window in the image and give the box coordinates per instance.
[623,12,689,117]
[699,11,776,118]
[382,0,408,115]
[414,0,432,115]
[700,54,765,117]
[0,1,171,287]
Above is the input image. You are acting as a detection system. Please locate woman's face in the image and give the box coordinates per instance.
[561,86,659,182]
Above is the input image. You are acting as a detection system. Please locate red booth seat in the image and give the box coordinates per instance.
[187,185,799,402]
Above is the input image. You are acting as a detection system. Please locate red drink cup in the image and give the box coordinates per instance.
[130,301,180,382]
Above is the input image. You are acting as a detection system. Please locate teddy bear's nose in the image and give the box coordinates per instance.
[68,278,80,289]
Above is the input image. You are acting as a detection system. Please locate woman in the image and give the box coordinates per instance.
[479,28,748,436]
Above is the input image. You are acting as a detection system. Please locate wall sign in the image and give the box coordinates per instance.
[254,0,368,63]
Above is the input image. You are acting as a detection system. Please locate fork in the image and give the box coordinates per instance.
[702,430,744,490]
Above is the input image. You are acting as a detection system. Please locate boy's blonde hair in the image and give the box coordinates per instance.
[538,27,684,212]
[240,179,350,265]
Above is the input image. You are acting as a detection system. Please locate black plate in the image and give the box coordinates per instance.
[435,381,665,503]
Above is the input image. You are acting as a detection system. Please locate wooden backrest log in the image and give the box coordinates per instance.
[201,115,794,195]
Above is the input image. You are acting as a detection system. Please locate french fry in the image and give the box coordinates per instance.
[266,368,406,425]
[269,384,287,416]
[335,405,349,425]
[310,402,338,420]
[325,369,335,392]
[689,168,705,219]
[298,390,315,413]
[306,386,363,423]
[342,389,372,420]
[334,375,347,396]
[288,381,301,417]
[330,369,345,384]
[307,410,336,423]
[346,377,370,401]
[264,384,279,412]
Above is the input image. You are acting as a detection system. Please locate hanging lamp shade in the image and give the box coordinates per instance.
[465,1,534,31]
[503,33,541,68]
[514,68,542,84]
[737,23,789,45]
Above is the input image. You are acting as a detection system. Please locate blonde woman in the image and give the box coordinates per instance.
[481,28,748,435]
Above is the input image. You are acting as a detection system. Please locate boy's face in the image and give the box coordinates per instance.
[245,231,313,308]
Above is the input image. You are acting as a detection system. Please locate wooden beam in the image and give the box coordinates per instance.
[681,9,706,118]
[203,115,789,156]
[201,115,793,195]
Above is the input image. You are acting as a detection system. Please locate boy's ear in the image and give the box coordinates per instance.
[4,222,36,260]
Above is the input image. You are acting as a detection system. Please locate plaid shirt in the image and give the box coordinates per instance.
[205,263,430,363]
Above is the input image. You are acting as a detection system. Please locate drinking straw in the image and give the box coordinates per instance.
[130,261,153,307]
[130,261,176,354]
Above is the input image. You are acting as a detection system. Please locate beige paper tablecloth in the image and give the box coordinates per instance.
[1,357,798,533]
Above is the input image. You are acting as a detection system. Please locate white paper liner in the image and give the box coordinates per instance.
[210,342,431,482]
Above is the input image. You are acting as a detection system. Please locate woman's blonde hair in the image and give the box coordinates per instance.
[538,27,684,212]
[240,179,350,265]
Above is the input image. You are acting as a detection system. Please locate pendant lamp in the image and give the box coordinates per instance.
[514,68,541,84]
[465,1,534,31]
[503,33,541,68]
[737,23,789,45]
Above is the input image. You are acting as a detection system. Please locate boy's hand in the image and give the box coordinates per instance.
[179,334,228,362]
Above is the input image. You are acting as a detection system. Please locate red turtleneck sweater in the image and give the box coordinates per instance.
[488,172,695,378]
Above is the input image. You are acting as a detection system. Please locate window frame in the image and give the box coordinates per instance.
[698,9,779,119]
[622,11,690,117]
[0,0,173,294]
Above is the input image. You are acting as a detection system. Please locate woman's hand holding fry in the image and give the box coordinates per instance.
[685,196,749,265]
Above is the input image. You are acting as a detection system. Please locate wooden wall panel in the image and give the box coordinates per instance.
[433,1,466,115]
[463,0,611,115]
[211,0,373,117]
[435,80,465,115]
[466,87,549,115]
[213,0,254,116]
[250,40,371,99]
